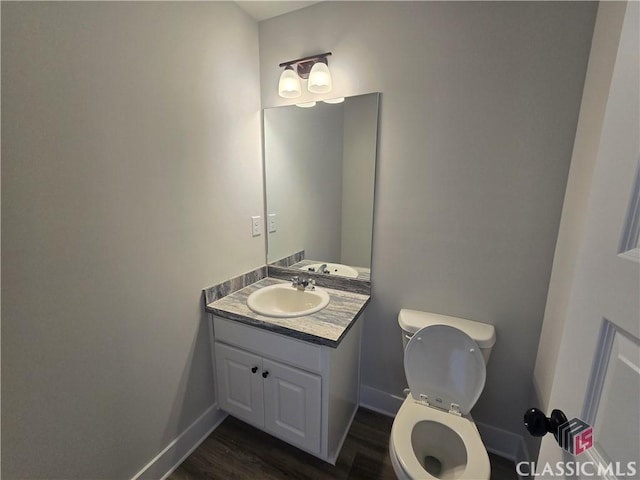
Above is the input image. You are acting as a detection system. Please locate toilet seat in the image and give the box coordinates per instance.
[391,397,490,480]
[404,325,486,415]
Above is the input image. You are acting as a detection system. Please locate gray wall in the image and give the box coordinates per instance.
[2,3,262,478]
[259,1,596,440]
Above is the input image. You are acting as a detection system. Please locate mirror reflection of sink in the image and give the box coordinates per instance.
[301,263,359,279]
[247,284,330,318]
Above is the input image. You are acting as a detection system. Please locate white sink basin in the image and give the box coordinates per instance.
[301,263,359,279]
[247,283,330,318]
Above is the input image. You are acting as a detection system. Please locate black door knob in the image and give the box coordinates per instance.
[262,371,269,378]
[524,408,549,436]
[524,407,568,444]
[251,366,258,374]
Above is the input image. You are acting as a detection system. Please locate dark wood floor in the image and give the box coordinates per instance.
[169,408,518,480]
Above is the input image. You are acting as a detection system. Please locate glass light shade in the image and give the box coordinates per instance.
[308,62,332,94]
[278,67,301,98]
[296,102,317,108]
[323,97,345,104]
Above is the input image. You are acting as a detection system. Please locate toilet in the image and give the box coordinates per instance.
[389,309,496,480]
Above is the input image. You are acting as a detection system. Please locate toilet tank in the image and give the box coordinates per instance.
[398,309,496,364]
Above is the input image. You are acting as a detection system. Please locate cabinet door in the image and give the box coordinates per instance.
[215,342,264,427]
[262,358,322,454]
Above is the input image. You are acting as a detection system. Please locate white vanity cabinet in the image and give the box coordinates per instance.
[215,342,322,454]
[211,315,363,464]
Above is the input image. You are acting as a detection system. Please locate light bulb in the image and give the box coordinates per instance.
[308,62,332,94]
[278,67,301,99]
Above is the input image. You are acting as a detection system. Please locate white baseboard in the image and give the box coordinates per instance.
[475,421,529,464]
[131,404,227,480]
[359,383,528,465]
[359,384,404,417]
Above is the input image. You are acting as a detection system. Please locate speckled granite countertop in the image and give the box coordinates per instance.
[205,277,370,347]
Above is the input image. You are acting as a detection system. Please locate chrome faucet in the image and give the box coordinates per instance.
[315,264,330,274]
[291,276,315,291]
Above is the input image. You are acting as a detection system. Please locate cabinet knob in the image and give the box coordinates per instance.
[262,371,269,378]
[251,366,258,374]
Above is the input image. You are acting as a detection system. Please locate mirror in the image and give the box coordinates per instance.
[263,93,379,282]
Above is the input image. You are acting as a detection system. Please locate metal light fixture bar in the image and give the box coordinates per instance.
[279,52,332,79]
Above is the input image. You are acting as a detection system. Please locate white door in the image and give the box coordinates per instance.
[537,2,639,476]
[262,358,322,455]
[215,342,265,427]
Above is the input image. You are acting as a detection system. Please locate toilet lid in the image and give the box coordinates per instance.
[405,325,486,415]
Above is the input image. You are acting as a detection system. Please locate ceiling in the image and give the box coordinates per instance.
[235,1,321,21]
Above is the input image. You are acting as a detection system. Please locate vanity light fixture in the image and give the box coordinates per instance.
[308,61,332,93]
[278,52,332,98]
[296,101,317,108]
[278,66,302,99]
[323,97,345,104]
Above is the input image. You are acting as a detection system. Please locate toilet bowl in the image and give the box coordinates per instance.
[390,397,490,480]
[389,310,496,480]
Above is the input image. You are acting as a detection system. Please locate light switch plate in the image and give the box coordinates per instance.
[268,213,277,233]
[251,216,262,237]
